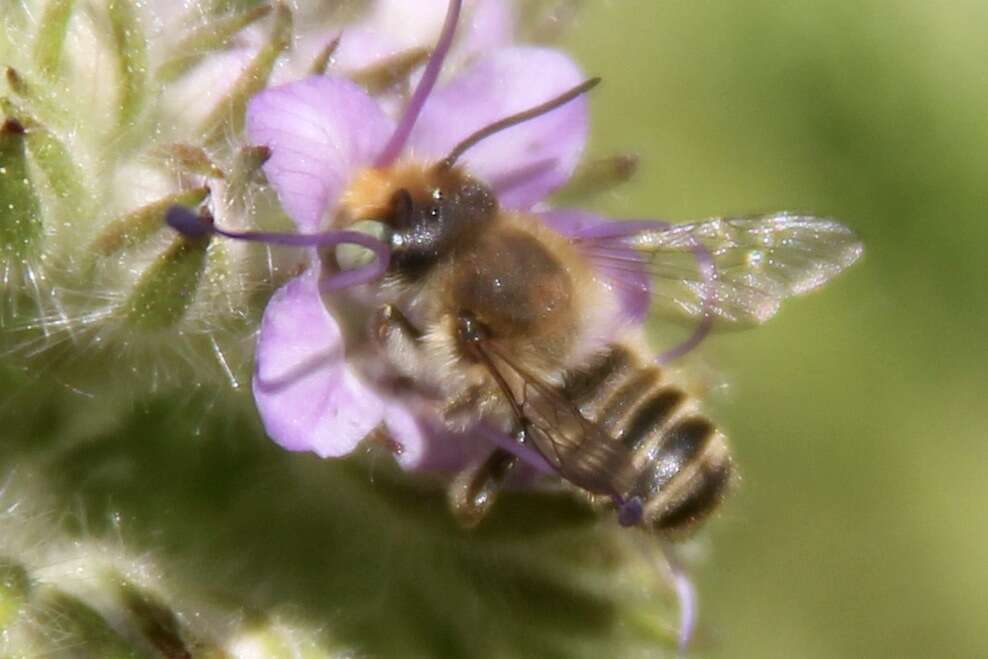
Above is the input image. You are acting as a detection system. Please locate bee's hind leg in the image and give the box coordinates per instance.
[448,447,519,528]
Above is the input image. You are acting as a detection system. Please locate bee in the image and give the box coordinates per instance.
[167,53,862,655]
[324,80,863,537]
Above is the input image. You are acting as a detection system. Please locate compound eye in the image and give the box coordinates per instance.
[391,188,414,228]
[335,219,389,271]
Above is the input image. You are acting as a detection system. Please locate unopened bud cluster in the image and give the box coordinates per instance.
[0,2,373,395]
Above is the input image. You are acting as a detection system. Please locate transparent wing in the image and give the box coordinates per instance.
[577,212,864,326]
[468,337,635,497]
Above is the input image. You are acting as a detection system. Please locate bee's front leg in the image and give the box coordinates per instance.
[372,304,433,384]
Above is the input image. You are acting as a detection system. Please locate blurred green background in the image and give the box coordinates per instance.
[566,1,988,658]
[2,1,987,657]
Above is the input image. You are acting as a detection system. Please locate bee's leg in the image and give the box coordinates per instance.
[448,447,519,528]
[372,304,433,383]
[440,385,485,419]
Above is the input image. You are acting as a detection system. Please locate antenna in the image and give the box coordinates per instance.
[438,77,601,170]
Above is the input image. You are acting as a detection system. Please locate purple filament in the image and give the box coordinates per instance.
[661,544,698,655]
[657,234,716,364]
[473,424,554,475]
[165,205,391,290]
[374,0,462,167]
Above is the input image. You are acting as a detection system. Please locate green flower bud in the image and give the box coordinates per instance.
[108,0,149,129]
[34,0,76,79]
[0,119,43,263]
[200,3,293,148]
[90,187,210,258]
[123,231,211,330]
[1,97,89,218]
[157,4,274,83]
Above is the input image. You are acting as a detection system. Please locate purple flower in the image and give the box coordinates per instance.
[243,0,594,468]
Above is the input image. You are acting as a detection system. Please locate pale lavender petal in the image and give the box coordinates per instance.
[460,0,515,62]
[332,28,397,72]
[410,47,589,209]
[381,399,430,469]
[378,399,479,472]
[252,267,385,457]
[333,0,513,71]
[246,76,394,232]
[539,209,651,322]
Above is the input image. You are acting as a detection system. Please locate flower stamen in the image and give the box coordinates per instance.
[375,0,463,167]
[165,205,391,290]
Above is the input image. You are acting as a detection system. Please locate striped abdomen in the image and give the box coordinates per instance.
[561,345,734,534]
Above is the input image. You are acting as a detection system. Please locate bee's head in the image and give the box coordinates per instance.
[335,163,498,279]
[334,73,602,280]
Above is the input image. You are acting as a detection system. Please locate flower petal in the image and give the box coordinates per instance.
[381,399,429,469]
[388,408,499,473]
[538,209,651,323]
[246,76,394,232]
[410,47,589,209]
[252,267,385,458]
[333,0,514,71]
[462,0,515,59]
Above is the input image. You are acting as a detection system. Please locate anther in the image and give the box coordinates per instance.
[165,205,214,239]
